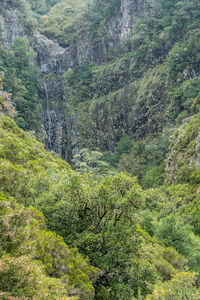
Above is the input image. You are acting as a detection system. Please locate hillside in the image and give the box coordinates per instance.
[1,0,200,299]
[1,87,200,299]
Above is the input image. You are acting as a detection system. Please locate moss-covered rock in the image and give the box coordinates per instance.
[166,114,200,185]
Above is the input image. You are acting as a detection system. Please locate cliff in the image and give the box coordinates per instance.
[1,0,200,167]
[34,0,155,159]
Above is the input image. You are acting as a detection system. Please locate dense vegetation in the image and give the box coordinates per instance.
[33,0,200,171]
[40,0,90,46]
[28,0,60,15]
[0,79,98,298]
[1,0,200,299]
[1,76,200,298]
[0,38,41,133]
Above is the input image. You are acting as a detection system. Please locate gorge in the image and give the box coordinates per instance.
[1,0,200,299]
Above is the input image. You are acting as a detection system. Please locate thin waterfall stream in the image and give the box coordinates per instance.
[44,81,52,149]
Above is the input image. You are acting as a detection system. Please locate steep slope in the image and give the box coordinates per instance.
[27,0,60,15]
[166,113,200,184]
[1,89,200,299]
[0,114,198,299]
[0,76,98,300]
[0,116,98,299]
[40,0,91,47]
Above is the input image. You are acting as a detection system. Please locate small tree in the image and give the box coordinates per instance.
[73,148,109,176]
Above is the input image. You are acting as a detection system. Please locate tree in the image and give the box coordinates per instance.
[147,271,200,300]
[105,134,133,166]
[73,148,109,176]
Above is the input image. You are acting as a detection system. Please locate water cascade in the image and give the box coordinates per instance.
[44,81,52,149]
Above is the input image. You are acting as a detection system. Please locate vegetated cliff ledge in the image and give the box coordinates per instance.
[166,114,200,184]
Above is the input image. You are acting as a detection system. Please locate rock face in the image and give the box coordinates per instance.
[34,34,70,159]
[107,0,153,44]
[0,8,26,45]
[35,33,67,74]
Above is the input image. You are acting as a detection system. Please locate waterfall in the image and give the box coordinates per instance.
[44,81,52,149]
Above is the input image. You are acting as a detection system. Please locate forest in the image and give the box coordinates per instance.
[1,0,200,299]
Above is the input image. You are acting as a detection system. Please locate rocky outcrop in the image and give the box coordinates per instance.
[35,33,70,74]
[0,8,26,45]
[106,0,154,44]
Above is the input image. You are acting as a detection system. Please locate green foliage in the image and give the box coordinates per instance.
[0,118,161,298]
[0,193,97,299]
[115,134,133,155]
[119,134,169,188]
[40,0,90,46]
[34,0,200,162]
[0,38,41,132]
[63,61,93,105]
[166,78,200,122]
[155,216,194,255]
[140,164,166,189]
[180,191,200,241]
[90,0,121,19]
[144,183,193,217]
[72,64,168,157]
[0,255,71,299]
[0,0,36,35]
[34,230,97,299]
[2,0,200,298]
[144,185,200,274]
[147,271,200,300]
[167,31,200,83]
[1,110,200,298]
[105,134,133,166]
[73,148,109,177]
[166,113,200,184]
[0,115,71,204]
[28,0,60,15]
[35,170,188,298]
